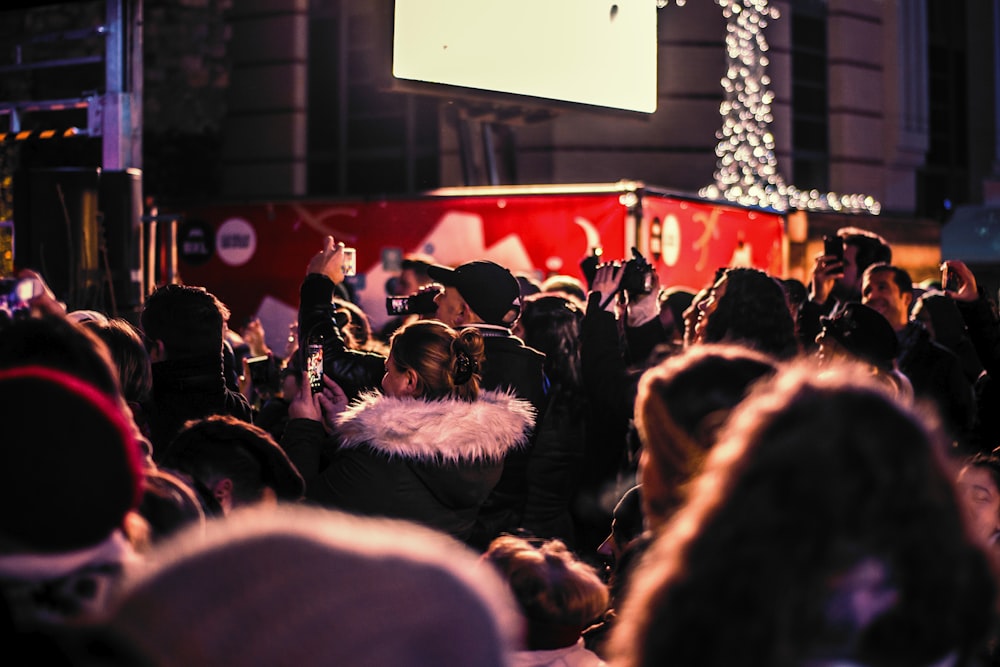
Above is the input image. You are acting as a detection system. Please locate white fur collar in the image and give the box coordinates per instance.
[335,389,535,463]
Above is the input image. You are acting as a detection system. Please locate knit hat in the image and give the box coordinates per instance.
[109,505,523,666]
[0,366,145,553]
[428,260,522,326]
[820,303,899,371]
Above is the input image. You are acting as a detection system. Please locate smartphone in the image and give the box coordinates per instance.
[246,355,270,387]
[823,235,844,263]
[306,343,324,394]
[342,247,357,277]
[943,266,961,292]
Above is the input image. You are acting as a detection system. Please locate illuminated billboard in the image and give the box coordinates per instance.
[392,0,657,114]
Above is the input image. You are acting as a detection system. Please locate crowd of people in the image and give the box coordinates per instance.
[2,225,1000,666]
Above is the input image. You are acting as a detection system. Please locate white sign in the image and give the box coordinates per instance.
[216,218,257,267]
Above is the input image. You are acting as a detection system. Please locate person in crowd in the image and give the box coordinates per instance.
[80,316,155,440]
[483,535,609,667]
[541,274,588,309]
[799,227,893,348]
[298,236,386,401]
[333,296,388,356]
[695,267,800,359]
[379,252,438,342]
[284,319,535,544]
[140,283,252,461]
[633,344,779,530]
[104,506,523,667]
[512,293,587,546]
[815,302,913,402]
[0,366,146,630]
[517,273,544,299]
[426,258,548,547]
[253,362,300,443]
[233,317,283,412]
[941,259,1000,450]
[158,415,305,517]
[656,287,695,353]
[861,263,977,449]
[955,453,1000,554]
[912,290,985,386]
[609,364,995,667]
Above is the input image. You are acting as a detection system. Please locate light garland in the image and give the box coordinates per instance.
[695,0,881,215]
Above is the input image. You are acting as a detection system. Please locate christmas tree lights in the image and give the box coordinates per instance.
[695,0,882,215]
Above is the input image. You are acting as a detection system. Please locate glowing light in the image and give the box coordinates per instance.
[694,0,881,215]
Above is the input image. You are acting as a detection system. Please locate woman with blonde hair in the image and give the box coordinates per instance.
[284,319,535,544]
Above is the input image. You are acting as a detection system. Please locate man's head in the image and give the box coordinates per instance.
[835,227,892,298]
[159,415,305,515]
[141,284,230,361]
[428,260,521,328]
[396,254,435,296]
[861,263,913,331]
[817,302,898,371]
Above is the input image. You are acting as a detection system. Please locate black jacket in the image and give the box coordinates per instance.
[298,274,385,400]
[283,389,534,543]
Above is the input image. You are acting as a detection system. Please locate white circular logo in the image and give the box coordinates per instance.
[661,215,681,266]
[216,218,257,266]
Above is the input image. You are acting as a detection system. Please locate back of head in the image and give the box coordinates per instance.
[483,535,608,650]
[83,318,153,405]
[390,319,485,401]
[332,297,373,349]
[540,274,587,305]
[635,344,778,522]
[613,362,994,667]
[0,314,120,398]
[703,268,799,359]
[107,505,521,667]
[517,294,583,388]
[160,415,305,505]
[141,284,228,359]
[915,290,968,348]
[0,366,145,555]
[819,302,899,372]
[840,227,892,274]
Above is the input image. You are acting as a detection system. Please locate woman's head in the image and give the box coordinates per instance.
[612,363,995,667]
[512,294,583,389]
[385,320,485,401]
[634,343,778,527]
[697,268,799,359]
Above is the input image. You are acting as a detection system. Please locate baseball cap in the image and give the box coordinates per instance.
[427,261,521,326]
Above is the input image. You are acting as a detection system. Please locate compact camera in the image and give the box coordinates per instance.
[597,247,655,296]
[385,284,442,316]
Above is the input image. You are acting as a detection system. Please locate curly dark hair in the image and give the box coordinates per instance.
[611,362,995,667]
[517,294,583,391]
[702,267,799,359]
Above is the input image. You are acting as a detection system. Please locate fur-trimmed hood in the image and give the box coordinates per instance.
[335,389,535,463]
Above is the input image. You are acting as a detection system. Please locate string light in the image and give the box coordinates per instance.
[695,0,881,215]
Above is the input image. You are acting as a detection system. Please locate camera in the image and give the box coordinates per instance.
[597,247,655,296]
[386,284,442,316]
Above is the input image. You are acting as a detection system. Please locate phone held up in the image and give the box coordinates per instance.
[943,265,961,292]
[823,235,844,264]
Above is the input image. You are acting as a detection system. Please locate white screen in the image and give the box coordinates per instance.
[392,0,657,114]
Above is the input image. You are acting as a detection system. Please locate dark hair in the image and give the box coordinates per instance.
[141,284,229,359]
[0,314,120,398]
[517,294,583,390]
[702,268,800,359]
[161,415,301,507]
[83,317,153,405]
[839,227,892,274]
[863,263,913,296]
[612,363,995,667]
[389,320,485,401]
